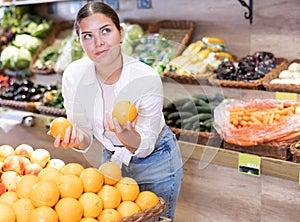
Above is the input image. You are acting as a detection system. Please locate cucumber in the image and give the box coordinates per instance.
[167,111,193,120]
[172,97,192,106]
[182,113,212,125]
[163,101,176,112]
[203,118,213,129]
[196,106,213,114]
[167,112,180,120]
[175,119,182,128]
[166,119,174,126]
[196,99,210,107]
[192,94,215,102]
[181,100,198,113]
[183,122,193,130]
[213,93,225,102]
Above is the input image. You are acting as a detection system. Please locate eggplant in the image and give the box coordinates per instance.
[45,84,58,91]
[20,79,34,88]
[29,93,43,102]
[0,92,14,100]
[14,94,28,101]
[28,87,42,96]
[15,86,29,96]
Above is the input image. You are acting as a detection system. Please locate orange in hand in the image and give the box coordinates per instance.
[49,117,73,140]
[112,100,137,126]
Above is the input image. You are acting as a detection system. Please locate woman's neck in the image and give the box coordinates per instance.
[95,55,123,85]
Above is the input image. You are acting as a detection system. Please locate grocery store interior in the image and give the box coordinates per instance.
[1,0,300,221]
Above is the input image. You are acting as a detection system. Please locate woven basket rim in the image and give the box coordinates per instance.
[29,20,74,75]
[208,57,288,89]
[263,58,300,92]
[290,142,300,156]
[0,99,37,112]
[118,197,166,222]
[149,19,195,58]
[35,105,66,117]
[223,141,291,160]
[161,70,212,85]
[170,127,219,137]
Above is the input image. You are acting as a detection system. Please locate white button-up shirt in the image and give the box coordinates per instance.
[62,54,165,165]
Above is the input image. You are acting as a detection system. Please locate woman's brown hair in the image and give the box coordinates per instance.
[74,2,121,36]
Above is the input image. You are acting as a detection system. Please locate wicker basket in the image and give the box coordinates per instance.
[263,59,300,93]
[148,20,195,56]
[30,21,74,75]
[223,141,292,160]
[208,57,288,90]
[119,197,166,222]
[35,105,66,117]
[161,70,212,85]
[289,142,300,163]
[0,99,37,112]
[171,127,222,147]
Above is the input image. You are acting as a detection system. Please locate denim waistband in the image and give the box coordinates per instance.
[108,125,171,154]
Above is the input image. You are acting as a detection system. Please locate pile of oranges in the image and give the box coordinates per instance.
[0,144,160,222]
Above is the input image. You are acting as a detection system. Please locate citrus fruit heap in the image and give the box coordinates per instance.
[0,144,161,221]
[49,117,73,140]
[112,100,138,126]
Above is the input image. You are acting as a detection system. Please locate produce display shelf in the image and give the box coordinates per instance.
[179,141,300,182]
[30,20,74,75]
[207,57,288,90]
[30,19,195,75]
[263,59,300,93]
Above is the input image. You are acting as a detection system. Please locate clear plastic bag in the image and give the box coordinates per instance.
[214,98,300,146]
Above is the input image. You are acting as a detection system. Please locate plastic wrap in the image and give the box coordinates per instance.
[214,99,300,146]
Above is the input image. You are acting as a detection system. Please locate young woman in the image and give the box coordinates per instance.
[50,2,183,220]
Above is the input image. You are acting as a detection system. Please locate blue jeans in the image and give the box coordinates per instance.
[102,125,183,221]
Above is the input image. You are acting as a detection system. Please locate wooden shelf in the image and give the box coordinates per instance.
[179,140,300,182]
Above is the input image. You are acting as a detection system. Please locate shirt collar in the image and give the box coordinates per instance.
[81,53,138,86]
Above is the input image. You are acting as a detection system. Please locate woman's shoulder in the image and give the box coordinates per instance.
[123,54,158,76]
[63,57,93,76]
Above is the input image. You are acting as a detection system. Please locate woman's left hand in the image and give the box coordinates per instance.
[105,112,140,153]
[105,112,133,133]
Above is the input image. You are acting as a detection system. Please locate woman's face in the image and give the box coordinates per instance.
[78,13,124,65]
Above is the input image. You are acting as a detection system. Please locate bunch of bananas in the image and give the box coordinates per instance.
[167,37,235,75]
